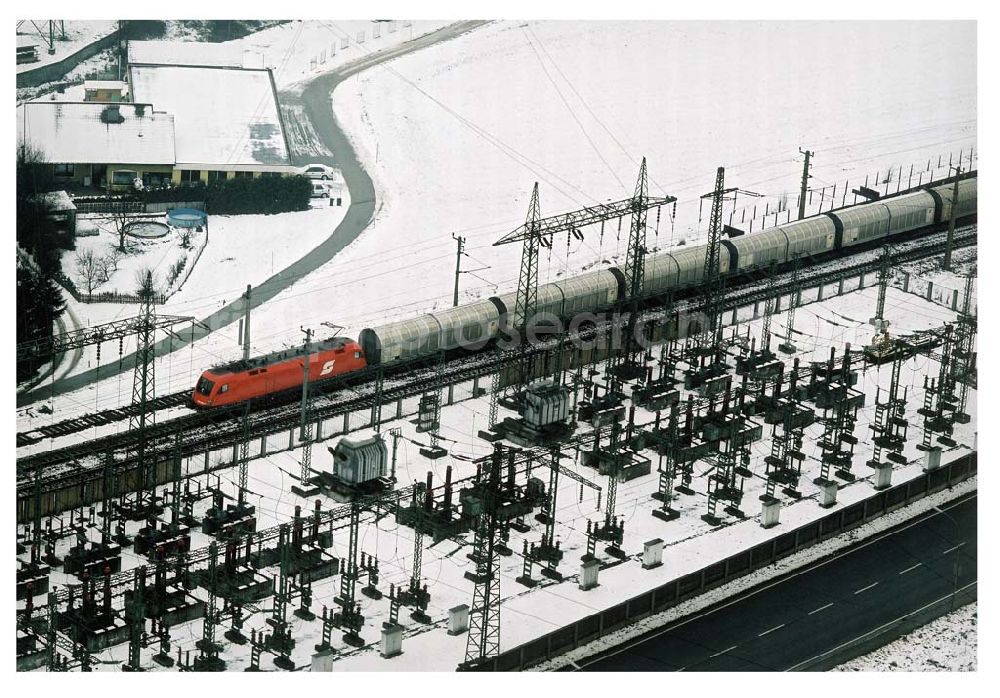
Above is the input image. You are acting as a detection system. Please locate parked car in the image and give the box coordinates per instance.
[311,181,330,198]
[301,163,336,180]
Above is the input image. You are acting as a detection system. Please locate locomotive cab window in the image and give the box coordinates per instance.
[354,351,361,359]
[220,384,229,394]
[196,377,215,395]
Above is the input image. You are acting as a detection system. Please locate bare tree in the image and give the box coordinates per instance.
[75,249,101,295]
[104,246,123,274]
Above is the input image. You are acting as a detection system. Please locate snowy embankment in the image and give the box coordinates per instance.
[16,20,117,74]
[834,603,977,672]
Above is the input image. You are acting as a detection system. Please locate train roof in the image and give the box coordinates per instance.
[207,336,355,375]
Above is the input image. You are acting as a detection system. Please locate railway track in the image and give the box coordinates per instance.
[16,224,976,494]
[16,392,193,447]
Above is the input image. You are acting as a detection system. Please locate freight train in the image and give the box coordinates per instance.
[192,175,977,408]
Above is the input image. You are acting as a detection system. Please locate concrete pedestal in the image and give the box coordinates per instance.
[874,462,893,490]
[642,539,664,569]
[818,481,838,508]
[311,648,335,672]
[380,623,403,658]
[448,605,469,635]
[761,498,781,528]
[291,482,320,498]
[923,447,942,472]
[579,559,600,591]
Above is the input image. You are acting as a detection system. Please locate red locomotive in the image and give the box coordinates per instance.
[191,336,367,408]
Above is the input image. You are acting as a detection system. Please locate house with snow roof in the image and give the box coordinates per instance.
[16,44,295,191]
[127,62,295,185]
[16,101,177,190]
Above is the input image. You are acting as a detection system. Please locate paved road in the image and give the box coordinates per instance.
[581,493,978,671]
[18,21,489,408]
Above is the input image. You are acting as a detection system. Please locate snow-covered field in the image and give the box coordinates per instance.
[18,21,976,420]
[835,603,977,672]
[208,20,976,371]
[220,20,452,91]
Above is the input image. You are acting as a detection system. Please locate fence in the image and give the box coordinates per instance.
[466,452,977,671]
[63,285,167,306]
[897,272,976,315]
[74,200,145,215]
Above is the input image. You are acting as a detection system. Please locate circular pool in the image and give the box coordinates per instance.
[124,220,170,239]
[167,208,207,228]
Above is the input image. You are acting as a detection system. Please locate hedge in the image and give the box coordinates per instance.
[141,175,312,215]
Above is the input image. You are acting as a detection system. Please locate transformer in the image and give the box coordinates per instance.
[522,381,570,429]
[329,434,388,485]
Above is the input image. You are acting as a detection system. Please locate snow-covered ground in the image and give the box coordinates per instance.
[16,20,117,74]
[18,21,976,421]
[834,603,977,672]
[192,20,976,377]
[221,20,452,91]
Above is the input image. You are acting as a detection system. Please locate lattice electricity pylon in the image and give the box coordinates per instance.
[607,158,669,382]
[651,402,681,520]
[123,567,146,671]
[297,327,314,488]
[16,314,193,365]
[126,270,158,518]
[528,447,565,577]
[691,168,759,365]
[869,246,894,351]
[462,444,506,667]
[194,542,225,671]
[816,349,861,484]
[494,172,674,398]
[950,272,977,423]
[333,500,364,646]
[760,277,776,356]
[763,401,806,499]
[867,353,909,468]
[266,524,297,664]
[778,256,802,354]
[397,486,431,620]
[703,420,749,525]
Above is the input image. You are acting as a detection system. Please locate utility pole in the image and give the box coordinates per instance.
[798,148,814,220]
[295,327,318,495]
[128,270,157,519]
[452,233,466,307]
[943,166,962,271]
[238,285,251,506]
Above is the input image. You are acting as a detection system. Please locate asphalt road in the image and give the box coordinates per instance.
[19,21,489,408]
[581,492,978,671]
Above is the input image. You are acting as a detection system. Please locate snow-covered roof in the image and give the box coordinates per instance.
[16,102,176,165]
[128,64,291,167]
[83,80,126,91]
[128,40,245,68]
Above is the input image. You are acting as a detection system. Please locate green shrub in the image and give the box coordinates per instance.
[142,175,312,215]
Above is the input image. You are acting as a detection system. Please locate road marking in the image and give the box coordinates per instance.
[854,582,879,595]
[899,563,922,575]
[808,602,834,615]
[758,623,785,637]
[710,645,738,658]
[942,542,966,555]
[786,581,978,671]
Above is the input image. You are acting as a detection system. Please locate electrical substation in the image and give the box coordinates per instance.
[16,145,978,672]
